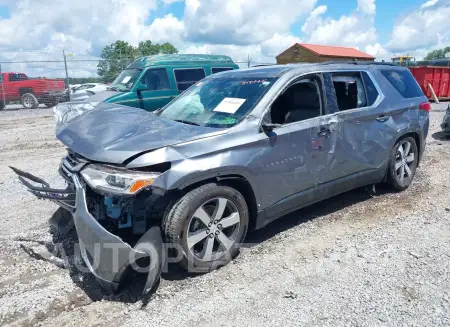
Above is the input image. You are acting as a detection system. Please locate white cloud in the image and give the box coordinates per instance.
[420,0,439,9]
[142,14,185,48]
[183,0,317,45]
[387,0,450,56]
[301,5,327,35]
[365,43,390,60]
[0,0,159,57]
[301,3,377,49]
[357,0,376,15]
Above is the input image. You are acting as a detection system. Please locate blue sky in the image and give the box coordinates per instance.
[0,0,448,77]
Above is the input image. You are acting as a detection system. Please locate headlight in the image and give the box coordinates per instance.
[81,164,160,195]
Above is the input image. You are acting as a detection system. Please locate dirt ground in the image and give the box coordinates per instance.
[0,105,449,327]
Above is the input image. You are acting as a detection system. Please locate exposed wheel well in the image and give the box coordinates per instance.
[19,88,34,96]
[180,175,258,229]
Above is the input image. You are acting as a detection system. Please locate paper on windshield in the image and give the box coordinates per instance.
[213,98,246,114]
[122,76,131,83]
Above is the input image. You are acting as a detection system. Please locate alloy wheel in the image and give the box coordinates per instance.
[186,197,241,262]
[395,140,416,183]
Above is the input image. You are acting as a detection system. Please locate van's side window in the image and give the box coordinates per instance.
[211,67,234,74]
[174,68,206,91]
[141,68,170,91]
[330,72,367,111]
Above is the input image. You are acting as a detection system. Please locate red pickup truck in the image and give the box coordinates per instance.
[0,72,69,109]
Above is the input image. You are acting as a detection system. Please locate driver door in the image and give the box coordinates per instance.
[259,74,339,219]
[137,68,178,111]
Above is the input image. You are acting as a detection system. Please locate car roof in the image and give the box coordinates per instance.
[127,54,237,69]
[208,61,406,79]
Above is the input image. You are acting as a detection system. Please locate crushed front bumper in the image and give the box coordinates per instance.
[11,163,164,295]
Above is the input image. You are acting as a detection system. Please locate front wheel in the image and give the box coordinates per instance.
[387,136,419,191]
[163,183,249,273]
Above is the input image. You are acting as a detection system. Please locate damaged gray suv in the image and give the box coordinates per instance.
[12,62,430,294]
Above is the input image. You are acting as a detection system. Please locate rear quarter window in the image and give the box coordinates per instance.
[380,69,423,99]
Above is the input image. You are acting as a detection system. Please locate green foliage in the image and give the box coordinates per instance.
[97,40,178,83]
[424,46,450,60]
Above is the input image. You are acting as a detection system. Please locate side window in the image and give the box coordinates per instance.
[174,68,206,91]
[140,68,170,91]
[331,72,367,111]
[270,76,322,125]
[380,69,423,98]
[361,72,379,106]
[211,67,234,74]
[9,73,18,82]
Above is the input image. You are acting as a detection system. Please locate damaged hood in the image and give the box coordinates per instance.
[56,102,224,164]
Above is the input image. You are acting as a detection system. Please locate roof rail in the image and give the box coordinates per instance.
[319,60,398,66]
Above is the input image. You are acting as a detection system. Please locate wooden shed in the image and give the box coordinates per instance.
[276,43,375,64]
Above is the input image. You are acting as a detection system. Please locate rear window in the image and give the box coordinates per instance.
[381,69,423,98]
[174,68,206,91]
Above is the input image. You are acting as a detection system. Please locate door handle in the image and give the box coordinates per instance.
[376,115,389,122]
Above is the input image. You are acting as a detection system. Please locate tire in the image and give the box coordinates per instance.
[163,183,249,273]
[387,136,419,191]
[21,93,39,109]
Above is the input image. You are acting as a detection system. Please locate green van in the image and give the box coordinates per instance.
[86,54,239,111]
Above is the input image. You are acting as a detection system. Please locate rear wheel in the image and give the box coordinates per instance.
[163,183,249,273]
[387,136,418,191]
[21,93,39,109]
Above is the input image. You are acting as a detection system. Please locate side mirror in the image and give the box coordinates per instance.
[261,123,281,133]
[136,83,148,92]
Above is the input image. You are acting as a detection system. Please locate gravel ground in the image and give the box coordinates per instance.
[0,105,449,327]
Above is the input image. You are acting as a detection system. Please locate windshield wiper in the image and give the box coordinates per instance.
[107,86,119,91]
[173,119,200,126]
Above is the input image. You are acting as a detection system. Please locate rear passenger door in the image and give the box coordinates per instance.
[323,71,388,181]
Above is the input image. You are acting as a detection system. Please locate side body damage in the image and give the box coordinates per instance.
[11,62,430,294]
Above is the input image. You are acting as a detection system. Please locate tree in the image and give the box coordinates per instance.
[424,46,450,60]
[97,40,178,83]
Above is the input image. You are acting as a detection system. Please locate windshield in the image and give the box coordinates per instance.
[109,68,142,91]
[158,77,277,128]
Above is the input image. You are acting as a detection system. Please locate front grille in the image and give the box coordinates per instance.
[59,150,89,184]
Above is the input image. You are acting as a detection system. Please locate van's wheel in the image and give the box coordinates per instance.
[387,136,418,191]
[21,93,39,109]
[163,183,249,273]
